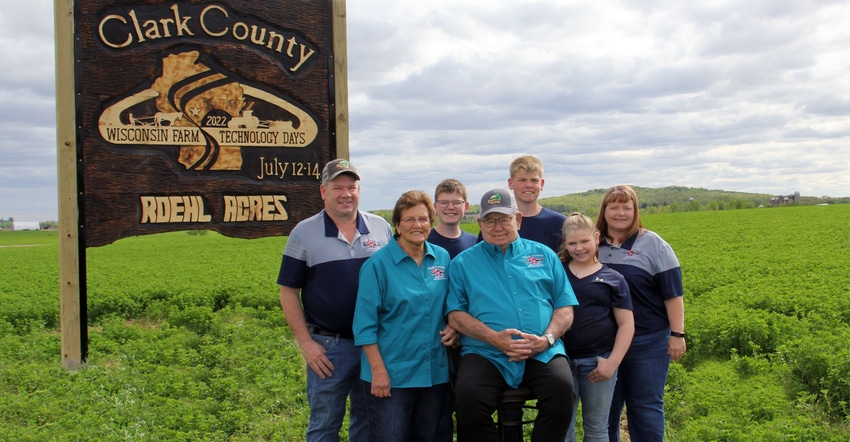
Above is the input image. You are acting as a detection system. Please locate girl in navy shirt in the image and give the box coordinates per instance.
[559,213,634,442]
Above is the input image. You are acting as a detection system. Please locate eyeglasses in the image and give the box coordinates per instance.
[480,216,514,229]
[436,200,465,208]
[401,217,431,226]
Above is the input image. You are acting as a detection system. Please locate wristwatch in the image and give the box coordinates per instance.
[543,333,555,348]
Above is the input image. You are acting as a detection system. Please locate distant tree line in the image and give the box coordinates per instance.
[539,186,848,217]
[544,197,766,216]
[369,186,848,221]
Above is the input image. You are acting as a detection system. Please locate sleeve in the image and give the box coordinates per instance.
[655,267,684,300]
[375,216,394,242]
[276,227,308,287]
[384,221,394,240]
[652,236,684,299]
[445,257,470,314]
[353,257,383,347]
[612,271,634,310]
[550,249,579,308]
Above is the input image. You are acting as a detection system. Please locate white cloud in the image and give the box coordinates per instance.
[1,0,849,220]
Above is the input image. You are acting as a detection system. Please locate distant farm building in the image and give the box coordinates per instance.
[13,221,40,231]
[770,191,800,206]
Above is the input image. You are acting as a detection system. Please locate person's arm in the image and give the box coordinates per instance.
[534,248,577,354]
[514,305,575,358]
[665,295,686,361]
[439,324,460,348]
[592,308,635,381]
[279,285,334,378]
[493,305,574,361]
[361,344,390,397]
[545,305,574,339]
[448,310,525,359]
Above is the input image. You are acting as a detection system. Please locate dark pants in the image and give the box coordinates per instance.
[454,353,575,442]
[363,381,454,442]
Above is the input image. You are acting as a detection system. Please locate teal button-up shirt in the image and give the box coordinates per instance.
[446,237,578,388]
[354,239,451,388]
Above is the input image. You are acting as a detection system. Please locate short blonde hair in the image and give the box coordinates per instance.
[509,155,544,179]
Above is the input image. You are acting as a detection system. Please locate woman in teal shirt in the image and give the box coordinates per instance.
[353,190,458,442]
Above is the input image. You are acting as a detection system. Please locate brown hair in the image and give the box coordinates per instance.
[558,212,599,263]
[434,178,468,201]
[391,190,436,230]
[595,185,644,243]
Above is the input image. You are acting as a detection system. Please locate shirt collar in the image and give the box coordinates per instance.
[388,238,436,264]
[600,231,639,250]
[322,210,370,237]
[482,236,519,257]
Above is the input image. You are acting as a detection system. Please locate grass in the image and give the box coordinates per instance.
[1,204,849,440]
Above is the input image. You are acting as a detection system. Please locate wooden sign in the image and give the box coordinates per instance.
[55,0,348,368]
[66,0,347,247]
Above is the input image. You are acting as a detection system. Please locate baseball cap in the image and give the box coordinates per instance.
[321,159,360,185]
[479,188,518,218]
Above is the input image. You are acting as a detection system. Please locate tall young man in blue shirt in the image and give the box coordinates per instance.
[508,155,568,252]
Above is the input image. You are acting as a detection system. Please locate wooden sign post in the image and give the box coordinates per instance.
[55,0,349,369]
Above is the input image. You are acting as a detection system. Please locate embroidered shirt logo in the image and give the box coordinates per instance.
[363,239,381,250]
[524,255,544,267]
[429,266,447,280]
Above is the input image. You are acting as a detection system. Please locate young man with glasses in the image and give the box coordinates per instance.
[447,187,578,441]
[428,178,477,259]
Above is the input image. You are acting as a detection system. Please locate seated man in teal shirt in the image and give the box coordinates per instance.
[447,188,578,441]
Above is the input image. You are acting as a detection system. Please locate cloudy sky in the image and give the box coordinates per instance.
[2,0,849,220]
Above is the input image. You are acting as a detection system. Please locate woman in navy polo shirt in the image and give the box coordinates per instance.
[353,190,457,442]
[596,185,686,442]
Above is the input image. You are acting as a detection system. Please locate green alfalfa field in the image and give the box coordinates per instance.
[1,204,848,441]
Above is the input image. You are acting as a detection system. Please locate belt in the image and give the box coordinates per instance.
[307,324,353,340]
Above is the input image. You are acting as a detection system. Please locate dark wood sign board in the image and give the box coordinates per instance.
[55,0,348,368]
[77,0,343,247]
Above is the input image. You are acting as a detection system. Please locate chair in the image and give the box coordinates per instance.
[496,384,537,442]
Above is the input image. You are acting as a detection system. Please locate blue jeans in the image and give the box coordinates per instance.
[608,329,670,442]
[305,334,368,442]
[566,353,617,442]
[362,381,454,442]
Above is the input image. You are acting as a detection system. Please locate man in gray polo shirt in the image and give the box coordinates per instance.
[278,158,393,442]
